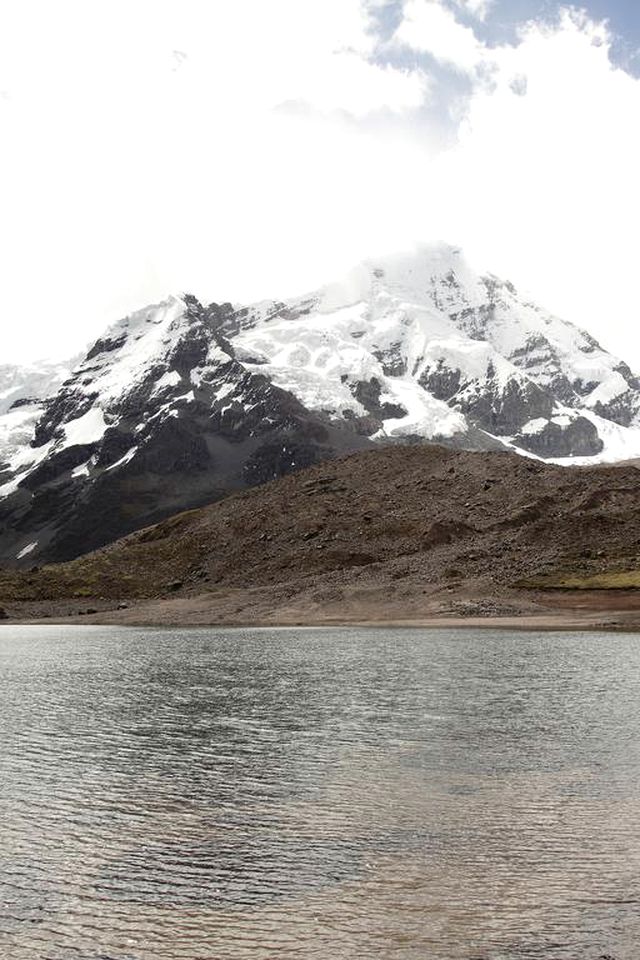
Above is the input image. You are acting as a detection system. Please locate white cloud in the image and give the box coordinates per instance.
[453,0,494,21]
[0,0,427,361]
[394,0,485,72]
[1,0,640,371]
[393,7,640,360]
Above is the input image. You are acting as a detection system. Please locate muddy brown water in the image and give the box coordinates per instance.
[0,625,639,959]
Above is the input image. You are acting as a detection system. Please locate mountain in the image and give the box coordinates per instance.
[0,297,372,565]
[2,244,640,567]
[227,246,640,460]
[2,443,640,629]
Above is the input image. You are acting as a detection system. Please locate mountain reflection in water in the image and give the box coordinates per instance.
[0,625,639,959]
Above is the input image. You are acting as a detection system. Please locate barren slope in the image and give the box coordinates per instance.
[2,443,640,625]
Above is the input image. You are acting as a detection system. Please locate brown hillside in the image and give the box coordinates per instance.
[2,443,640,625]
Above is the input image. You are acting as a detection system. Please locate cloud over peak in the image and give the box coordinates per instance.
[0,0,639,366]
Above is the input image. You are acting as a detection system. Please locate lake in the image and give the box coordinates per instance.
[0,625,639,959]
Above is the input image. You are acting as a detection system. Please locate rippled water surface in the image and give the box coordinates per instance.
[1,626,640,959]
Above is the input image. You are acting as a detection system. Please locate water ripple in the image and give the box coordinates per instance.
[0,625,638,958]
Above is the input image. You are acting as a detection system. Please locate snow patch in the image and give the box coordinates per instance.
[152,369,182,394]
[206,342,230,365]
[420,338,518,389]
[212,382,236,403]
[72,460,91,478]
[375,378,466,439]
[0,472,26,498]
[520,418,548,436]
[105,446,137,472]
[16,541,37,560]
[62,407,108,449]
[584,371,629,408]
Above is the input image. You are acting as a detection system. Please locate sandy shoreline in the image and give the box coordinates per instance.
[5,575,640,633]
[5,601,640,633]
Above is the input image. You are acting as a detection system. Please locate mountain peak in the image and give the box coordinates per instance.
[314,243,473,313]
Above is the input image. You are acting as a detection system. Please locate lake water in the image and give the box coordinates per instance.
[1,626,639,959]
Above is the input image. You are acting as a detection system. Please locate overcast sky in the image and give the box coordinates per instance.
[1,0,639,364]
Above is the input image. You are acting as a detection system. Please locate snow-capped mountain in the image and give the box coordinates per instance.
[227,246,640,461]
[2,244,640,566]
[0,296,372,564]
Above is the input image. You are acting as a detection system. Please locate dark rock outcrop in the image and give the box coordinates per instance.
[514,417,604,458]
[351,378,407,421]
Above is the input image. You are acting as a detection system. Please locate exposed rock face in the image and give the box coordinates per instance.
[514,417,603,458]
[3,244,640,566]
[454,373,554,435]
[418,361,462,402]
[351,378,408,421]
[0,296,371,565]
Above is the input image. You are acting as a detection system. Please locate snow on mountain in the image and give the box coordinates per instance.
[0,295,372,563]
[0,360,72,490]
[0,361,71,416]
[228,245,640,461]
[2,243,640,566]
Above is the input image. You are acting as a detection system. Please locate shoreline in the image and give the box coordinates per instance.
[5,581,640,633]
[4,608,640,633]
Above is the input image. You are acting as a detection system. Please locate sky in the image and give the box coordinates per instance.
[0,0,639,364]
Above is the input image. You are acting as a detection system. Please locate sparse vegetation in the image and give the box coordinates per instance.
[2,443,640,621]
